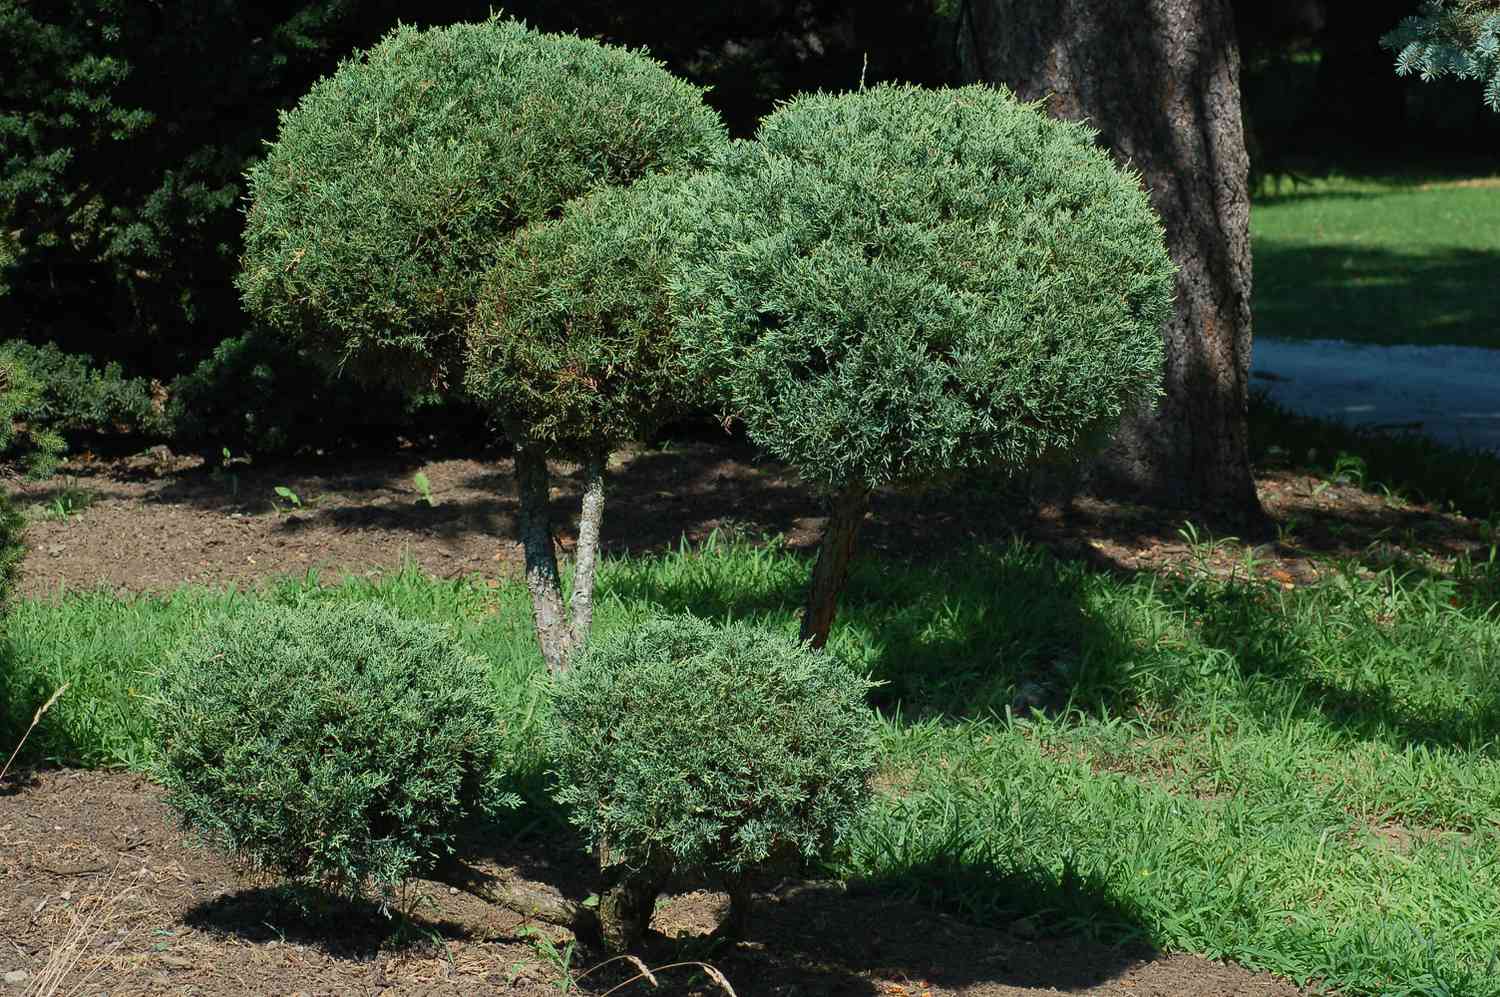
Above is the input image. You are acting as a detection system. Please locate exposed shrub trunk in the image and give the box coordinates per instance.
[515,447,573,676]
[596,847,670,952]
[569,450,607,651]
[800,483,871,649]
[514,446,610,676]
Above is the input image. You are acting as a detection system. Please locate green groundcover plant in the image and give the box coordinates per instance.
[238,15,725,673]
[671,83,1176,647]
[545,614,879,949]
[148,601,515,906]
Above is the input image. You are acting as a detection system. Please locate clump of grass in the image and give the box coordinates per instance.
[0,682,67,783]
[28,484,96,523]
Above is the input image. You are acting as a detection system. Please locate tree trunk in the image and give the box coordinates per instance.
[514,447,573,676]
[596,843,669,953]
[957,0,1268,531]
[569,450,607,653]
[800,484,870,650]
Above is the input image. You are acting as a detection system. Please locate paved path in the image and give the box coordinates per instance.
[1251,338,1500,455]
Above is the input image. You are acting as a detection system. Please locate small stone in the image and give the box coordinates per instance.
[449,887,458,895]
[4,969,28,984]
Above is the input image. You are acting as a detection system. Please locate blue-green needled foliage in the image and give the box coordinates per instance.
[674,83,1176,494]
[467,174,710,458]
[546,614,878,947]
[148,602,516,906]
[670,83,1176,646]
[238,16,726,675]
[1384,0,1500,112]
[238,15,726,394]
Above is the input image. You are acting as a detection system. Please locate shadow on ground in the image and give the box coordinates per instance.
[1253,242,1499,350]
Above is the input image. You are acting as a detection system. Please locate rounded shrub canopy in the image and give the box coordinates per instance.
[466,175,703,457]
[545,615,878,877]
[238,17,726,392]
[672,83,1176,491]
[149,602,512,902]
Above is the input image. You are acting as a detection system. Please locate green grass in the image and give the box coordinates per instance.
[1251,172,1500,348]
[5,528,1500,995]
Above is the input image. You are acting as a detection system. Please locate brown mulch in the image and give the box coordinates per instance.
[0,769,1306,997]
[8,437,1491,599]
[7,438,1490,996]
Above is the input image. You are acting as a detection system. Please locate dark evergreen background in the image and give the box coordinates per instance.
[1,1,1493,468]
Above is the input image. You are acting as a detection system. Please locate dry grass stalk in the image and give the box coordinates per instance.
[0,682,69,784]
[23,870,136,997]
[582,957,738,997]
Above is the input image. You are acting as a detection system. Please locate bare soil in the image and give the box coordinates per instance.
[7,437,1486,996]
[8,437,1490,599]
[1,769,1305,996]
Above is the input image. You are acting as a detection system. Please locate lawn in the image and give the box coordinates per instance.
[5,513,1500,995]
[1251,172,1500,349]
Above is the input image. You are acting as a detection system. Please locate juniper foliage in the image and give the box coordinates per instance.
[466,175,705,458]
[668,83,1175,646]
[238,16,725,394]
[546,615,878,878]
[1384,0,1500,111]
[149,602,515,904]
[672,84,1176,494]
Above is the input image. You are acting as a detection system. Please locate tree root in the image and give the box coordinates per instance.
[435,861,599,938]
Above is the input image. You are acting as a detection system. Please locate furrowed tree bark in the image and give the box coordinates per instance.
[800,483,871,650]
[514,446,573,676]
[569,450,607,653]
[958,0,1268,531]
[595,842,670,953]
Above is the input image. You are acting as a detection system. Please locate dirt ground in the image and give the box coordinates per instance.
[6,437,1490,996]
[0,770,1306,997]
[8,435,1490,598]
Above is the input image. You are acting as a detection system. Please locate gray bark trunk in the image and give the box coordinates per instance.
[569,451,607,654]
[800,484,871,650]
[957,0,1267,530]
[514,447,573,677]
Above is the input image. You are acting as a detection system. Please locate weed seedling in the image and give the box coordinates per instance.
[273,485,303,511]
[413,472,435,507]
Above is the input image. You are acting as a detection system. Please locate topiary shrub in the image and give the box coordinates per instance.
[466,175,707,674]
[545,614,878,949]
[238,15,726,673]
[148,602,515,906]
[238,15,725,393]
[671,83,1177,646]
